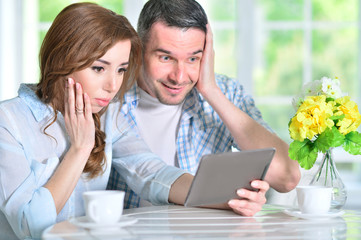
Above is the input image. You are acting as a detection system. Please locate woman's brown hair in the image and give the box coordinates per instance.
[36,2,141,178]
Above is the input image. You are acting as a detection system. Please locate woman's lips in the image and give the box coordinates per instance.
[95,98,111,107]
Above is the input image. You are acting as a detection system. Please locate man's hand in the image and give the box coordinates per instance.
[227,180,269,216]
[196,23,217,95]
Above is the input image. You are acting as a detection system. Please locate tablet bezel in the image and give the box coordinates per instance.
[184,148,275,207]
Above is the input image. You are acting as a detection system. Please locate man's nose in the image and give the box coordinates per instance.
[170,62,186,84]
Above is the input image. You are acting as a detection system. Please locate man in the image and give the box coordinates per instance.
[107,0,300,215]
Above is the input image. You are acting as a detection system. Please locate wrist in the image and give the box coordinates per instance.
[68,145,93,158]
[199,85,222,103]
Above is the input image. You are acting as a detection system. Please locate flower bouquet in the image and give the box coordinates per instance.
[288,76,361,209]
[288,77,361,170]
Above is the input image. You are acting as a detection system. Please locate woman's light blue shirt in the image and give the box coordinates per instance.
[0,84,186,239]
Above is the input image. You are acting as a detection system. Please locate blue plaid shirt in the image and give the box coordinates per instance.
[107,73,272,208]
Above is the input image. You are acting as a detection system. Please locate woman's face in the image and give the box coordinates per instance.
[70,40,131,113]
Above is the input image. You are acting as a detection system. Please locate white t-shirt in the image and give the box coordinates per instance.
[134,89,184,207]
[134,88,183,166]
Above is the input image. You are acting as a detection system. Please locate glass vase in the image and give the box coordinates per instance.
[309,149,347,210]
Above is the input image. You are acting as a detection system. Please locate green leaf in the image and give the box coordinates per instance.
[289,140,307,160]
[314,126,345,152]
[289,140,318,170]
[330,114,345,121]
[326,97,335,102]
[288,117,293,128]
[343,131,361,155]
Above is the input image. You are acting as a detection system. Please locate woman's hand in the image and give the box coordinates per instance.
[45,78,96,214]
[64,77,95,154]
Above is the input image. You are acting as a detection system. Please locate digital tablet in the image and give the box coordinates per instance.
[184,148,275,207]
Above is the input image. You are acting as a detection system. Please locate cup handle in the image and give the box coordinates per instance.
[88,200,99,223]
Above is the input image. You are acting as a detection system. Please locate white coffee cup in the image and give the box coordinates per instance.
[83,190,125,224]
[296,186,332,214]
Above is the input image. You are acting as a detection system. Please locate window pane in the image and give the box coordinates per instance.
[312,29,358,100]
[312,0,358,21]
[39,0,74,22]
[38,1,124,57]
[198,0,236,21]
[39,30,47,49]
[39,0,124,22]
[255,30,304,96]
[214,29,237,78]
[94,0,124,14]
[257,0,304,21]
[257,105,294,142]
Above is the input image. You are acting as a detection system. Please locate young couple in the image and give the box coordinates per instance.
[0,1,300,239]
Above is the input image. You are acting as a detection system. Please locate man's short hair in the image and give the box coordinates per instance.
[137,0,208,46]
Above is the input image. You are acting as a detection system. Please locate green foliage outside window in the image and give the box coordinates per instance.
[258,0,304,21]
[312,29,358,99]
[213,29,237,79]
[312,0,358,21]
[202,0,236,21]
[255,30,304,97]
[39,0,123,22]
[38,0,124,48]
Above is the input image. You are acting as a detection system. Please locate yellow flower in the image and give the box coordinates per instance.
[335,96,361,135]
[289,95,334,141]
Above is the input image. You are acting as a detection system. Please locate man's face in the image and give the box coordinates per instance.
[138,22,206,105]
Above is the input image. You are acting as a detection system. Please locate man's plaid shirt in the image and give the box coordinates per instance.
[107,73,272,208]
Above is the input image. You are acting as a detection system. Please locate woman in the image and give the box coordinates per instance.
[0,3,190,239]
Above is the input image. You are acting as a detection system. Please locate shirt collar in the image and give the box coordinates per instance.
[182,88,201,118]
[18,83,54,122]
[183,88,214,130]
[123,83,201,118]
[122,83,141,114]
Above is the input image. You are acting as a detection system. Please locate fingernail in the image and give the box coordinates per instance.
[76,82,80,89]
[237,189,245,195]
[228,200,236,206]
[68,78,73,84]
[252,181,259,187]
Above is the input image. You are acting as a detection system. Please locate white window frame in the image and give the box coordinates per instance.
[0,0,24,101]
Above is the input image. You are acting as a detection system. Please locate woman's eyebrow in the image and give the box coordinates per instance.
[96,59,110,65]
[96,59,129,66]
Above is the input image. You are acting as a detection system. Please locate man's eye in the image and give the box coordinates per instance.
[189,57,198,63]
[91,66,104,73]
[160,56,170,61]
